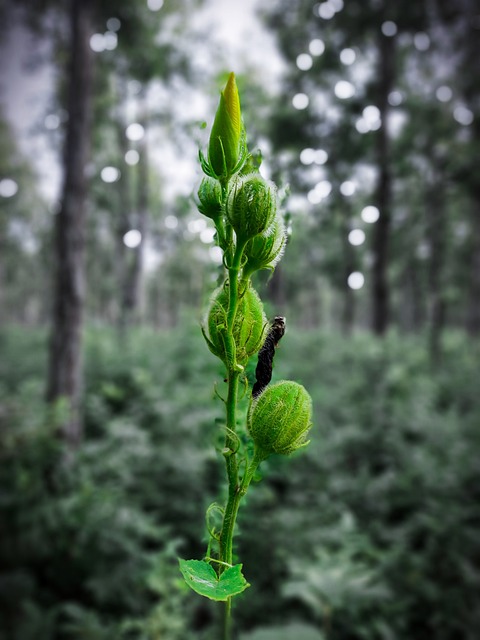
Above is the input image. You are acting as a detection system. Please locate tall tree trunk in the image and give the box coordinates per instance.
[427,169,447,363]
[46,0,94,447]
[115,114,132,331]
[371,22,395,335]
[340,203,355,334]
[0,234,5,326]
[467,184,480,336]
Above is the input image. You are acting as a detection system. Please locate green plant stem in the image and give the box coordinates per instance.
[223,596,232,640]
[219,240,246,565]
[220,369,240,566]
[218,237,249,640]
[220,445,264,640]
[227,240,247,329]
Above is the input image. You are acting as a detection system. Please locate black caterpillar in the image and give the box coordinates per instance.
[252,316,286,398]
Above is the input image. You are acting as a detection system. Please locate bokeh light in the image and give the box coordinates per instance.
[147,0,164,10]
[334,81,355,99]
[388,90,403,106]
[308,180,332,204]
[106,17,121,31]
[126,123,145,141]
[309,38,325,56]
[0,178,18,197]
[414,32,430,51]
[123,229,142,248]
[292,93,309,109]
[45,114,60,130]
[361,205,380,223]
[164,215,178,229]
[296,53,313,70]
[125,150,140,166]
[100,167,120,183]
[340,181,356,196]
[340,48,356,65]
[436,86,452,102]
[381,21,397,37]
[348,271,365,289]
[348,229,366,246]
[453,105,474,126]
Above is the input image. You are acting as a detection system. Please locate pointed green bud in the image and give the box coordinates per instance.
[197,177,223,220]
[243,215,287,277]
[207,281,267,366]
[208,72,242,179]
[226,174,277,242]
[248,381,312,456]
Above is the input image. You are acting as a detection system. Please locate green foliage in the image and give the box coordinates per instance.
[0,322,219,640]
[240,623,324,640]
[0,325,479,638]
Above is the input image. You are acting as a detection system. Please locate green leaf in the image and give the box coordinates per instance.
[179,559,250,601]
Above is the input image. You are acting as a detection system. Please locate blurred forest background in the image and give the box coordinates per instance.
[1,0,480,638]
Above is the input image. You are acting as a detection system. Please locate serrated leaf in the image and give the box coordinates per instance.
[179,559,250,601]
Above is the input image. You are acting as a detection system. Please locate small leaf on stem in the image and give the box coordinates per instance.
[179,559,250,601]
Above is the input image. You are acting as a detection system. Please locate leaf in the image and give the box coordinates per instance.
[178,559,250,601]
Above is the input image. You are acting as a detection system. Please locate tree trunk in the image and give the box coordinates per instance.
[340,203,355,334]
[115,112,133,331]
[448,0,480,335]
[371,22,395,335]
[426,170,447,364]
[467,184,480,336]
[46,0,94,448]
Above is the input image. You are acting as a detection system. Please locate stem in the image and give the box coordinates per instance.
[223,597,232,640]
[218,237,248,640]
[219,446,264,640]
[227,240,247,330]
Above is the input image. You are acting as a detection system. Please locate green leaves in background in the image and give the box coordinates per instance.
[179,559,250,601]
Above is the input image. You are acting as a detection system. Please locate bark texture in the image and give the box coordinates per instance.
[46,0,94,447]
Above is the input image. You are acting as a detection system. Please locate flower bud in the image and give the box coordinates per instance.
[207,282,267,366]
[226,174,277,242]
[197,177,223,220]
[243,215,287,277]
[208,72,242,179]
[248,381,312,456]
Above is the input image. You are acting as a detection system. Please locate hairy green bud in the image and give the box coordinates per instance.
[243,215,287,277]
[248,381,312,456]
[208,72,242,179]
[198,177,223,220]
[207,282,267,366]
[226,174,277,242]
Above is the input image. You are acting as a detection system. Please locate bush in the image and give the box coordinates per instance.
[1,323,479,638]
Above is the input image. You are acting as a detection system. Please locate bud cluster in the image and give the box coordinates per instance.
[195,71,312,461]
[181,70,314,616]
[198,73,287,292]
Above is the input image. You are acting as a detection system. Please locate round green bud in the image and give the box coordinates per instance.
[243,214,287,277]
[248,381,312,456]
[226,174,277,242]
[207,282,267,366]
[197,177,223,220]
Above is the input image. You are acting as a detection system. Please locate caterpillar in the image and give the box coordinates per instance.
[252,316,286,398]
